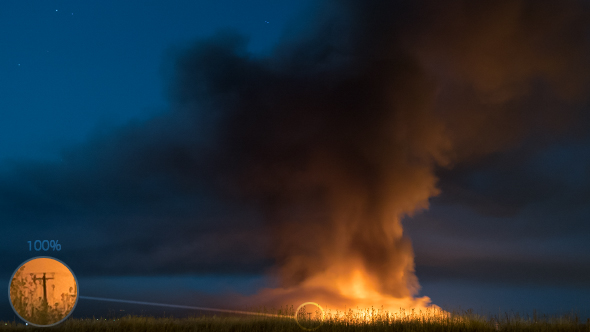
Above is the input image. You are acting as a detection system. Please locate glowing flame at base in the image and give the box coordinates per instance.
[249,261,442,322]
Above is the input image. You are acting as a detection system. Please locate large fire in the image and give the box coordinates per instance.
[239,151,443,319]
[252,260,439,320]
[303,265,434,313]
[248,205,441,320]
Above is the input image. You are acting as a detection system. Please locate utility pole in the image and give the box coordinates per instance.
[31,273,55,306]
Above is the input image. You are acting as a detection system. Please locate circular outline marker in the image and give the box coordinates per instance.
[294,302,325,331]
[8,256,79,327]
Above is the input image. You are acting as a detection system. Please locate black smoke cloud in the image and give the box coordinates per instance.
[2,0,590,295]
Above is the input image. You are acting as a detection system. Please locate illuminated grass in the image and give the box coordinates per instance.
[0,308,588,331]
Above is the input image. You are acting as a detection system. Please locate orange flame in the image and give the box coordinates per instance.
[250,258,440,320]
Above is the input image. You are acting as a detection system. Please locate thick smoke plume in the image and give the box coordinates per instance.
[3,0,590,310]
[164,0,590,307]
[170,9,446,307]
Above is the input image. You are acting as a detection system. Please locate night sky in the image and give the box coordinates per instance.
[2,0,590,321]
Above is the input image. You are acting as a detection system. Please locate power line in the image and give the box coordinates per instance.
[78,296,291,318]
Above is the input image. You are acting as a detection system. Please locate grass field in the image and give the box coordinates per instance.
[1,307,589,332]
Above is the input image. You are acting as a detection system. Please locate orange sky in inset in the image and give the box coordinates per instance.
[16,258,76,306]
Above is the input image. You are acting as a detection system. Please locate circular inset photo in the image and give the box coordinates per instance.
[8,257,78,327]
[295,302,324,331]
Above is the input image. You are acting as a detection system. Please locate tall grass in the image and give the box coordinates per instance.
[0,307,589,331]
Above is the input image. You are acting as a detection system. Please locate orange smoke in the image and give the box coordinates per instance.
[242,151,446,315]
[171,0,590,318]
[265,262,434,312]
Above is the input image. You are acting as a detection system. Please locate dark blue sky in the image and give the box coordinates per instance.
[1,0,305,161]
[2,0,590,322]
